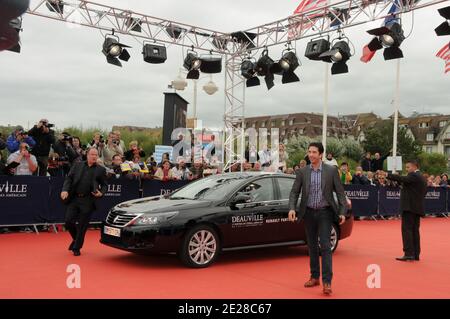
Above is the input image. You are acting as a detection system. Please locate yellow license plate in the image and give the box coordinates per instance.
[104,226,121,237]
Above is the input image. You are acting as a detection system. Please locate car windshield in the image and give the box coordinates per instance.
[169,175,247,200]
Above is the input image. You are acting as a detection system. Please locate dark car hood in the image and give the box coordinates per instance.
[114,196,212,214]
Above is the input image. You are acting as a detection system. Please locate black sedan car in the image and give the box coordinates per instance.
[101,172,353,268]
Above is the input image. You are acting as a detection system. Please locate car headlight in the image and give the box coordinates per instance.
[134,211,179,225]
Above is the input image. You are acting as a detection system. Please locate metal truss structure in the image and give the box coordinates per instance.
[25,0,449,171]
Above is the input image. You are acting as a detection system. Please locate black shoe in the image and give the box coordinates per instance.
[68,241,75,251]
[396,255,414,262]
[73,249,81,256]
[415,256,420,261]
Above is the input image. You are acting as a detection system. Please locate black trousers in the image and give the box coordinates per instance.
[36,156,49,176]
[304,207,333,284]
[65,197,95,250]
[401,211,421,258]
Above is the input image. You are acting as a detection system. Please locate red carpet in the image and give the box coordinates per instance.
[1,218,450,299]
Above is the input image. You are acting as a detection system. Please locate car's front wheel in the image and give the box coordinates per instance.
[317,224,339,254]
[179,225,220,268]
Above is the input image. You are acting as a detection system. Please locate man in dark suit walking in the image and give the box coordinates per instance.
[385,159,427,261]
[288,142,347,296]
[61,148,108,256]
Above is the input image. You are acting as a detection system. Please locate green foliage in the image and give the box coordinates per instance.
[286,134,364,168]
[62,126,162,158]
[362,120,422,161]
[418,153,449,175]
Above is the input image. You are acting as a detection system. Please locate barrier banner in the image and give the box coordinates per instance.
[142,179,190,198]
[448,189,450,213]
[48,176,66,223]
[424,187,447,215]
[0,176,50,226]
[48,177,140,223]
[343,184,378,217]
[91,177,140,222]
[378,186,401,216]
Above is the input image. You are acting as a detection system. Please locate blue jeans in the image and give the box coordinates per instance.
[304,207,333,284]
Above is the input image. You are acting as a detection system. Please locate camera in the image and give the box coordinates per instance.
[99,135,105,144]
[45,123,55,128]
[62,135,72,142]
[113,140,119,146]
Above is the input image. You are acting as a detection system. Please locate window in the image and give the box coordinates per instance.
[281,120,286,126]
[289,119,294,126]
[439,121,446,127]
[238,178,274,202]
[426,146,433,153]
[306,117,311,124]
[357,125,361,131]
[271,121,276,127]
[261,121,265,128]
[419,122,429,128]
[277,177,295,200]
[299,128,304,134]
[252,123,256,128]
[426,133,434,141]
[446,132,450,139]
[282,129,286,135]
[331,122,336,128]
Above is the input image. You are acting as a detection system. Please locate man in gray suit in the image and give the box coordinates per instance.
[288,142,347,295]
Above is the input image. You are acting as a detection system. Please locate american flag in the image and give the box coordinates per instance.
[288,0,330,39]
[436,43,450,74]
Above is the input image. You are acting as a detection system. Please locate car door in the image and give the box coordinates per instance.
[273,176,306,243]
[224,177,280,247]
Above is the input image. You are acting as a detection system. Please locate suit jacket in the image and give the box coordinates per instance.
[288,162,347,221]
[62,161,108,205]
[387,171,427,216]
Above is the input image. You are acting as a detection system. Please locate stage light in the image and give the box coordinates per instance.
[435,6,450,36]
[241,58,260,88]
[366,22,405,60]
[142,43,167,64]
[0,0,28,52]
[126,17,142,33]
[102,34,131,67]
[166,24,186,39]
[203,79,219,95]
[46,0,64,14]
[199,55,222,74]
[278,50,300,84]
[171,74,188,91]
[319,40,351,75]
[184,51,201,79]
[256,49,276,90]
[6,17,22,53]
[305,38,331,61]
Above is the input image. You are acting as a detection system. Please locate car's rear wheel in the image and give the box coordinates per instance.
[179,225,220,268]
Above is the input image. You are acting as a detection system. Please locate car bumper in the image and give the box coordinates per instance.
[100,223,182,253]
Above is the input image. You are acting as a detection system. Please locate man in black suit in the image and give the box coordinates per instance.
[385,159,427,261]
[61,148,107,256]
[288,142,347,296]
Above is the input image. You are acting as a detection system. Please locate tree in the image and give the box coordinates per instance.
[286,135,312,167]
[418,153,449,176]
[341,138,364,162]
[362,120,422,161]
[325,138,343,158]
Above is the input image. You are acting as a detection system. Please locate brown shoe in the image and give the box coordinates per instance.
[323,283,332,295]
[304,278,320,288]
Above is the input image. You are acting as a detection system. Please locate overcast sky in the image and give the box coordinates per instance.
[0,0,448,132]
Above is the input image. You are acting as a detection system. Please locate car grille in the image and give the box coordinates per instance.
[106,210,139,227]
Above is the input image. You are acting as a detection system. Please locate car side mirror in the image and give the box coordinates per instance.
[230,194,252,209]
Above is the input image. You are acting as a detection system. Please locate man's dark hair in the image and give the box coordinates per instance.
[406,159,420,168]
[341,162,348,167]
[308,142,324,154]
[112,154,122,161]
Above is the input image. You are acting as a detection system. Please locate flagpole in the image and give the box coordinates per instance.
[322,62,329,156]
[392,58,401,174]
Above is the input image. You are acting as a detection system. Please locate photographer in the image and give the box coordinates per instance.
[6,125,36,154]
[71,136,87,163]
[102,132,124,168]
[87,132,105,155]
[53,132,78,176]
[6,143,38,175]
[28,119,56,176]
